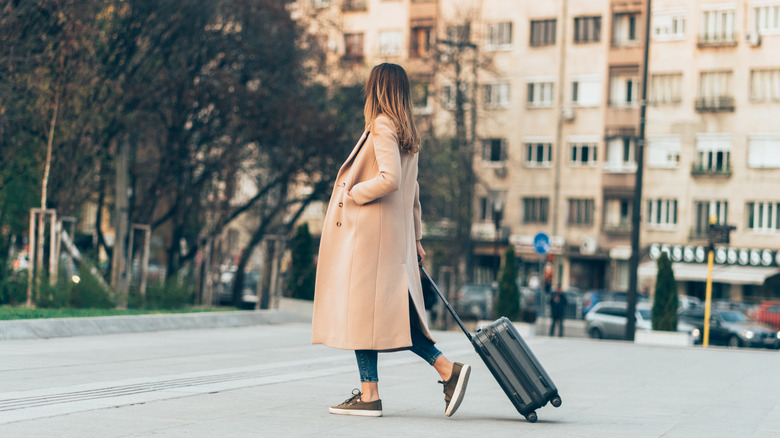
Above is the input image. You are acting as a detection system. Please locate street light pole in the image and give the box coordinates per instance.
[626,0,652,341]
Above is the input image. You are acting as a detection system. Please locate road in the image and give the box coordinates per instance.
[1,321,779,437]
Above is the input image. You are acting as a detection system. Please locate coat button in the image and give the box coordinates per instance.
[342,182,346,187]
[336,221,341,227]
[338,202,343,207]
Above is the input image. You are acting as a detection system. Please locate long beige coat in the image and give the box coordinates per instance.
[311,115,434,351]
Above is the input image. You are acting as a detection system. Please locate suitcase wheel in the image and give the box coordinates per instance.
[551,396,562,408]
[525,411,538,423]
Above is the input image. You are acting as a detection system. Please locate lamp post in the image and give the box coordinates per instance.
[492,192,505,282]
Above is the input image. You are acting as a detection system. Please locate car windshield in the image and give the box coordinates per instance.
[638,309,651,320]
[719,311,746,323]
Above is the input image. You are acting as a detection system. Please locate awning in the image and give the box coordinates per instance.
[638,261,780,285]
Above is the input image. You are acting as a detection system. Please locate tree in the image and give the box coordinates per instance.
[288,223,315,301]
[495,247,521,321]
[652,252,678,331]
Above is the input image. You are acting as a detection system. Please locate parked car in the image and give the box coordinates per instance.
[678,295,702,312]
[519,287,540,323]
[581,290,608,318]
[455,283,495,320]
[756,301,780,331]
[679,308,780,349]
[217,269,261,309]
[585,301,701,341]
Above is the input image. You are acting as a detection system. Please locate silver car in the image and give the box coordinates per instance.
[585,301,700,341]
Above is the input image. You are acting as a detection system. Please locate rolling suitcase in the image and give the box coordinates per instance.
[421,267,562,422]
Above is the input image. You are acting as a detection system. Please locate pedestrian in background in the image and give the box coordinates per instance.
[311,63,471,418]
[549,288,567,337]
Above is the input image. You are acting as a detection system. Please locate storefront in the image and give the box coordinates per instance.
[638,243,780,302]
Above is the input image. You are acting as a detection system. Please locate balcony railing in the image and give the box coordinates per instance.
[603,222,632,235]
[695,96,735,112]
[697,33,737,48]
[342,0,367,12]
[691,163,732,177]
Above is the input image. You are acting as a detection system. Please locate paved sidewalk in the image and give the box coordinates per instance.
[1,322,779,437]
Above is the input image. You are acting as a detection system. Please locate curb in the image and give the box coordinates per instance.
[0,310,310,341]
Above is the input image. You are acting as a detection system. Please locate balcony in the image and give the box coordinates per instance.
[697,34,737,48]
[695,96,735,113]
[342,0,367,12]
[603,222,632,236]
[691,163,732,178]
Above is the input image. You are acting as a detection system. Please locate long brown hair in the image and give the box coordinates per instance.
[364,63,421,154]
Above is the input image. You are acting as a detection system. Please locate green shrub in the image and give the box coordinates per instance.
[0,275,28,305]
[652,252,678,331]
[288,223,316,300]
[495,248,522,321]
[35,275,72,308]
[144,277,194,310]
[70,266,114,309]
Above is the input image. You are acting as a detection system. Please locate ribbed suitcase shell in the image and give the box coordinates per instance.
[472,317,560,422]
[420,267,561,422]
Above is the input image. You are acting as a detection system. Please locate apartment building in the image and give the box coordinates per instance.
[639,0,780,302]
[293,0,780,301]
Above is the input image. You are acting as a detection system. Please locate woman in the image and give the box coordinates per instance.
[312,63,471,418]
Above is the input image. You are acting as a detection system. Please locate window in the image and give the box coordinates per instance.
[526,81,554,107]
[647,135,681,168]
[697,71,733,111]
[605,137,636,172]
[530,19,556,46]
[523,197,549,224]
[653,9,686,41]
[747,134,780,168]
[441,82,470,109]
[483,82,510,109]
[378,30,403,56]
[694,200,728,237]
[482,138,507,162]
[750,69,780,102]
[343,33,364,60]
[574,16,601,43]
[570,76,601,107]
[410,26,433,57]
[700,7,735,43]
[524,141,552,167]
[479,196,489,221]
[747,201,780,232]
[695,133,731,173]
[412,81,431,114]
[614,261,629,290]
[609,68,640,108]
[342,0,367,12]
[569,140,598,166]
[568,198,594,226]
[649,73,683,104]
[647,199,678,227]
[613,13,640,46]
[486,22,513,49]
[605,198,631,229]
[446,24,470,44]
[753,3,780,35]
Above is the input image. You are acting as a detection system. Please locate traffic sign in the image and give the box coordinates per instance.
[533,232,550,255]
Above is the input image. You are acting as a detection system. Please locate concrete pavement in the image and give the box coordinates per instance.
[1,317,779,437]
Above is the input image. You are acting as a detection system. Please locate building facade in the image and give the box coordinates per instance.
[293,0,780,301]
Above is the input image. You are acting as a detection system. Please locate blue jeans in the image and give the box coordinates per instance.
[355,297,442,382]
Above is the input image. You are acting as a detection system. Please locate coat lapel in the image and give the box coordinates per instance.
[336,130,369,178]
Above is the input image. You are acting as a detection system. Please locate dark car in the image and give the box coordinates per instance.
[679,308,780,349]
[455,283,495,320]
[543,289,583,320]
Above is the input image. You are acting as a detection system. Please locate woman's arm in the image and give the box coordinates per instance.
[348,116,401,205]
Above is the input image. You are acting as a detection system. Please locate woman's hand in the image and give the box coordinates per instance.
[416,240,426,266]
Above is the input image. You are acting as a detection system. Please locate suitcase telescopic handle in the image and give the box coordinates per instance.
[420,266,473,342]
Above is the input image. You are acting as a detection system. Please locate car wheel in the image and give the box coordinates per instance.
[588,327,603,339]
[728,335,741,348]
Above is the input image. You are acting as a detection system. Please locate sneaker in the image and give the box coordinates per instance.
[328,389,383,417]
[439,362,471,417]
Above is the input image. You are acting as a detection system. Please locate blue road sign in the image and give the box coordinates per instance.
[533,232,550,255]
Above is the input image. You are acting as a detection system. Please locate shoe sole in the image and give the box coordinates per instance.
[445,364,471,417]
[328,407,383,417]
